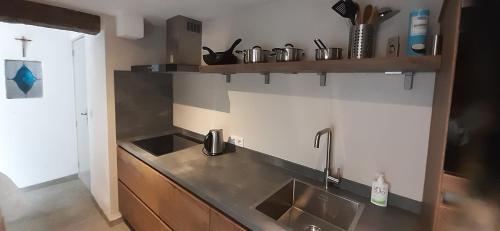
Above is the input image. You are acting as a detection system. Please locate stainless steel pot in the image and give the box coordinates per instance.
[315,48,342,60]
[236,46,270,63]
[272,44,304,62]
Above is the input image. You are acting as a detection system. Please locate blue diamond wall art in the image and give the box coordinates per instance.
[5,60,43,99]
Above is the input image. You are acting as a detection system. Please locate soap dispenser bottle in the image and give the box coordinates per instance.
[371,174,389,207]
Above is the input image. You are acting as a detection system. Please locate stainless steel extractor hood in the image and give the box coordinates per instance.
[131,15,201,73]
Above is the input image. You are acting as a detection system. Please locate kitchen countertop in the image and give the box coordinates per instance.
[118,130,421,231]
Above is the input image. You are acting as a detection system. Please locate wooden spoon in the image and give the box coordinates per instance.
[362,5,373,24]
[367,6,379,24]
[356,5,363,25]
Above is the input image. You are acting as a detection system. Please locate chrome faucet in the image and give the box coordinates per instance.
[314,128,341,189]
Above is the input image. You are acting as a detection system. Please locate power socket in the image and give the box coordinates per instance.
[228,135,244,147]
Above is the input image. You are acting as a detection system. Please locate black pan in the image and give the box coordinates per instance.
[203,38,242,65]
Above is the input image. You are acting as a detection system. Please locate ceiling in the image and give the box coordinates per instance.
[33,0,274,24]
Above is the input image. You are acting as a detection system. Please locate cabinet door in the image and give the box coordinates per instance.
[117,147,162,213]
[118,182,172,231]
[210,209,246,231]
[158,177,210,231]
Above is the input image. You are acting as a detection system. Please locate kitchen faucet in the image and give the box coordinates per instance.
[314,128,341,189]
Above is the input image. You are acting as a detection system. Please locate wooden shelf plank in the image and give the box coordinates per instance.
[199,56,441,74]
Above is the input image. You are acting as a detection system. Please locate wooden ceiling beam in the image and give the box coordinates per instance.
[0,0,100,35]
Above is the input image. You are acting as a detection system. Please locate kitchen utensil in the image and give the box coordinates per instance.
[376,7,399,24]
[356,5,363,25]
[272,44,304,62]
[202,38,242,65]
[315,48,343,60]
[378,7,392,17]
[314,39,328,49]
[362,5,374,24]
[367,7,379,24]
[203,129,225,156]
[317,39,328,49]
[332,0,358,25]
[348,24,374,59]
[235,46,270,63]
[314,39,323,49]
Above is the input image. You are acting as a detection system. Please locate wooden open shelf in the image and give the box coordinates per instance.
[199,56,441,74]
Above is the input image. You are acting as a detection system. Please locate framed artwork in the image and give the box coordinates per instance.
[5,60,43,99]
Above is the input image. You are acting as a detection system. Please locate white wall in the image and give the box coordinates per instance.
[173,0,442,201]
[84,15,166,221]
[0,22,79,188]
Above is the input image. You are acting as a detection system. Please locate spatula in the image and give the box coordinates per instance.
[332,0,358,25]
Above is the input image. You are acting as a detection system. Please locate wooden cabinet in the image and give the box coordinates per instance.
[117,147,162,213]
[422,1,480,230]
[118,182,172,231]
[210,209,246,231]
[158,177,210,231]
[436,204,460,231]
[117,147,246,231]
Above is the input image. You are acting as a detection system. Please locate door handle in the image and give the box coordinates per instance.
[81,113,88,116]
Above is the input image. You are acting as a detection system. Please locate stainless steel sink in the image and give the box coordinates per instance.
[256,180,364,231]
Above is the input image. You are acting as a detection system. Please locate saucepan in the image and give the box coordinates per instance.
[315,48,343,60]
[272,44,304,62]
[235,46,271,64]
[313,38,342,60]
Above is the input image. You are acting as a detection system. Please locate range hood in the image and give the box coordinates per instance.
[132,15,201,73]
[131,64,199,73]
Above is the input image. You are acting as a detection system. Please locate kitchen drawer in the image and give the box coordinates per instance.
[436,204,460,231]
[118,182,172,231]
[210,209,246,231]
[117,147,162,213]
[441,173,468,196]
[158,176,210,231]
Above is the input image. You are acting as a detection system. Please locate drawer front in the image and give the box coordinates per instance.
[118,182,172,231]
[437,204,460,231]
[441,173,468,196]
[210,209,246,231]
[158,177,210,231]
[117,147,161,213]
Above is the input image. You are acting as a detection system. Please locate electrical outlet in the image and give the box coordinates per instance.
[228,135,244,147]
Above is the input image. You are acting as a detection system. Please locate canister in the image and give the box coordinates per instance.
[407,9,430,56]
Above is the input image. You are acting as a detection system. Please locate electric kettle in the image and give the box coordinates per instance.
[203,129,225,156]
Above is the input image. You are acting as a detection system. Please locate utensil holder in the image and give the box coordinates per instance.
[348,24,375,59]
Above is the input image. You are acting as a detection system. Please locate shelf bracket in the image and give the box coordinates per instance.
[385,71,415,90]
[261,72,270,84]
[318,72,327,86]
[222,73,233,83]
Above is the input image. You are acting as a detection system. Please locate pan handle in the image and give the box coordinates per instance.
[314,39,323,50]
[317,39,328,49]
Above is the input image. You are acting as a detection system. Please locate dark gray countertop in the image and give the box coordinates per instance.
[118,130,421,231]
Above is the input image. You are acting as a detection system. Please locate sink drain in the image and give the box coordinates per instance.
[304,225,321,231]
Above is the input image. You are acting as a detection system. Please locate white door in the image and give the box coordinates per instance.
[72,37,91,190]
